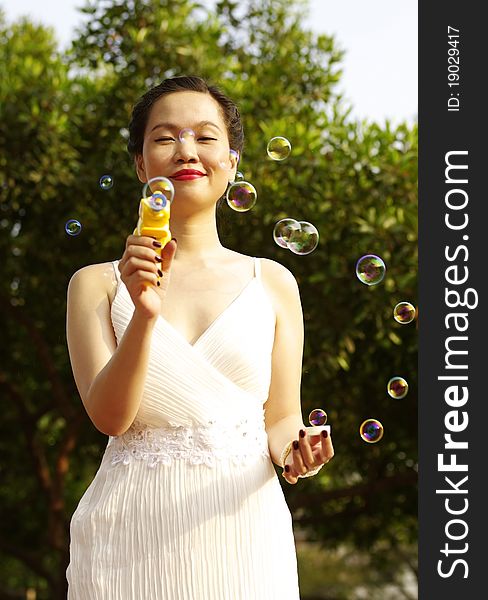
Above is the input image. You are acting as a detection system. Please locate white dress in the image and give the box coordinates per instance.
[66,257,301,599]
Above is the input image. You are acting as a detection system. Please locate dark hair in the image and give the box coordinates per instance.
[127,75,244,160]
[127,75,244,222]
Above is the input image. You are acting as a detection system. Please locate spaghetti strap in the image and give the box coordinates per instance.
[111,260,121,285]
[254,256,261,279]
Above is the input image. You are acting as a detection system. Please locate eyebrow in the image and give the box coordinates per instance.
[150,121,223,133]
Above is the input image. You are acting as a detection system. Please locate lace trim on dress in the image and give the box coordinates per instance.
[108,418,270,468]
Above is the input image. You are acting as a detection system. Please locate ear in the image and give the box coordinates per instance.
[228,149,240,182]
[134,154,147,183]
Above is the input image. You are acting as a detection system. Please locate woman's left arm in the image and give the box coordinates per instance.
[262,259,334,484]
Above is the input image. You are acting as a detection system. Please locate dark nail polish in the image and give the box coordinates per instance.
[157,269,163,277]
[172,238,177,243]
[299,429,306,438]
[321,430,328,438]
[292,440,299,450]
[284,465,290,472]
[155,255,162,262]
[152,240,162,248]
[156,281,160,287]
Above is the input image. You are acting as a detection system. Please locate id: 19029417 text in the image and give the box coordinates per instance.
[447,26,460,112]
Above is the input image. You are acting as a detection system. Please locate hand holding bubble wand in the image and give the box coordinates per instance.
[133,176,175,285]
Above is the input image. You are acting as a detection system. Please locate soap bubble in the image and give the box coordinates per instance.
[142,176,175,204]
[273,219,319,254]
[219,149,240,171]
[309,409,328,426]
[178,128,195,143]
[273,218,301,248]
[387,377,409,399]
[267,136,292,161]
[355,254,386,285]
[65,219,82,236]
[99,174,114,190]
[226,181,257,212]
[393,301,416,324]
[359,419,384,443]
[288,221,319,255]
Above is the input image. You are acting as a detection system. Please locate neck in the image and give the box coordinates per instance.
[169,207,225,264]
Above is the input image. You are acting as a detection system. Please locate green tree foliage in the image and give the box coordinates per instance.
[0,2,417,598]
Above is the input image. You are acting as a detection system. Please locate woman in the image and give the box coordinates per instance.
[66,75,334,599]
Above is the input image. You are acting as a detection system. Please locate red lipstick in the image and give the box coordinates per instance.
[170,169,206,181]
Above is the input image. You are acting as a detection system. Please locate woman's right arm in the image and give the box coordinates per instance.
[66,264,157,436]
[66,236,177,436]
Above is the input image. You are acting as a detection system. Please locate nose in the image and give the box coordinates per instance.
[174,138,198,164]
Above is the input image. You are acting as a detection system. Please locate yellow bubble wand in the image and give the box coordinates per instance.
[133,176,174,285]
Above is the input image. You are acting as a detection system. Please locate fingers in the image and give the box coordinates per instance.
[282,428,334,484]
[320,430,334,464]
[283,464,298,485]
[298,429,316,469]
[292,431,319,476]
[117,237,162,293]
[119,236,178,295]
[120,236,161,267]
[305,429,334,465]
[122,251,160,281]
[121,235,175,272]
[125,267,159,289]
[125,234,158,250]
[160,238,178,273]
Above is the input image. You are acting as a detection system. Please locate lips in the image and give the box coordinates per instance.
[170,169,206,181]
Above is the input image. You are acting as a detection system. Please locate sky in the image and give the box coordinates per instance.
[0,0,417,126]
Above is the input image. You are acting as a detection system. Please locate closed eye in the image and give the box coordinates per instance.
[155,137,175,142]
[198,137,218,141]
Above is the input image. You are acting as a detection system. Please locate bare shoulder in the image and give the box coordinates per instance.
[259,257,302,315]
[260,256,297,282]
[66,261,118,406]
[219,251,301,314]
[68,261,117,304]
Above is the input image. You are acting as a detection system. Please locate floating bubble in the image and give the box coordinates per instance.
[393,301,416,324]
[359,419,384,443]
[219,149,240,171]
[288,221,319,255]
[273,218,301,248]
[355,254,386,286]
[387,376,409,399]
[309,408,328,427]
[178,128,195,143]
[267,136,292,161]
[235,171,244,181]
[65,219,82,236]
[99,174,114,190]
[226,181,257,212]
[142,176,175,204]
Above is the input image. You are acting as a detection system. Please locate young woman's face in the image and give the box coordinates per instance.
[136,91,238,214]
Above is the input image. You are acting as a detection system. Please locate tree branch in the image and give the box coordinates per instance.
[49,412,85,550]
